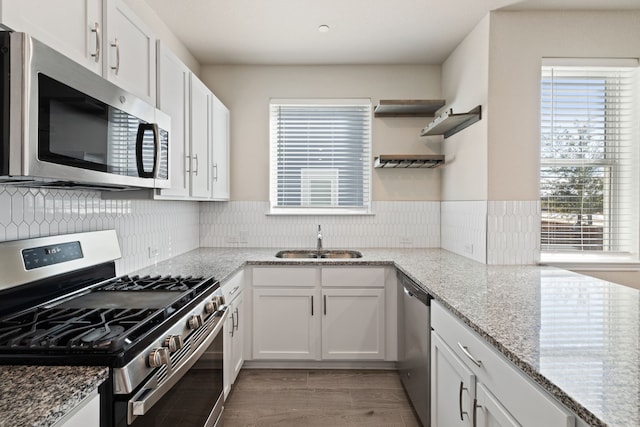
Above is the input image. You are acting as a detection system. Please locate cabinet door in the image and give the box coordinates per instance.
[155,41,190,199]
[431,332,475,427]
[474,383,521,427]
[104,0,156,103]
[189,75,212,199]
[321,288,385,360]
[230,291,244,382]
[0,0,103,74]
[223,302,233,399]
[211,93,230,200]
[252,288,320,360]
[54,392,100,427]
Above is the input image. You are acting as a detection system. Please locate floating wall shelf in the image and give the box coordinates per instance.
[374,99,446,117]
[374,154,444,169]
[420,105,482,138]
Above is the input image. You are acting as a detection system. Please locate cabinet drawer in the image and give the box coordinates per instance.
[252,267,319,287]
[321,267,385,287]
[431,301,575,427]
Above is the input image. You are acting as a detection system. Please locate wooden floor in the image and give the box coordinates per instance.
[221,369,422,427]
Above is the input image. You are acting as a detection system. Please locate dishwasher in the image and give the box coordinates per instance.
[398,270,431,427]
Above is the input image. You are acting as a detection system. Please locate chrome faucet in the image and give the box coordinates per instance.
[316,225,323,250]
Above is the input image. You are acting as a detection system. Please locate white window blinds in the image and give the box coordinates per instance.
[540,61,639,255]
[270,100,371,214]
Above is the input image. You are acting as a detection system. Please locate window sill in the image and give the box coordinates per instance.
[540,253,640,271]
[267,207,374,216]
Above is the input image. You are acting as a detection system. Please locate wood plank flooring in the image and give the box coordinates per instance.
[221,369,422,427]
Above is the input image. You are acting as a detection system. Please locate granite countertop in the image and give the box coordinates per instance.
[0,365,108,427]
[135,247,640,427]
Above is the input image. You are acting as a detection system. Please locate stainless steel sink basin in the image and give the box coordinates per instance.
[275,250,363,259]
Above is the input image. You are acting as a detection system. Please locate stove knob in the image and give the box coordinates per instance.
[164,335,183,352]
[188,314,203,329]
[204,300,217,314]
[148,347,170,368]
[213,295,225,307]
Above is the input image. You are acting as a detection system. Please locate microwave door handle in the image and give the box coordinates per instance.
[135,123,159,178]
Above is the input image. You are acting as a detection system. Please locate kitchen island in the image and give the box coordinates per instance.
[135,247,640,427]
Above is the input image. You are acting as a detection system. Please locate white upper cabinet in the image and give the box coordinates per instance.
[103,0,156,103]
[0,0,156,103]
[155,43,230,201]
[210,93,230,201]
[155,41,190,199]
[190,74,213,199]
[0,0,103,74]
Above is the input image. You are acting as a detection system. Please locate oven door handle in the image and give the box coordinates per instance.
[128,308,229,424]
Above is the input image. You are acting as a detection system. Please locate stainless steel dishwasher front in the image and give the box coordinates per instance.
[398,271,430,427]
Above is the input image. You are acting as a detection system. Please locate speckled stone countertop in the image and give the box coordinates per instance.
[135,247,640,427]
[0,365,108,427]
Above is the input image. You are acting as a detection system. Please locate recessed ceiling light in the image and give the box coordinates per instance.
[318,25,330,33]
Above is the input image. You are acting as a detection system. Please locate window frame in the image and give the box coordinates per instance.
[268,98,373,216]
[539,58,640,265]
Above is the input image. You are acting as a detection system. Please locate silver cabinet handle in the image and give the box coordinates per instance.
[323,295,327,315]
[311,296,314,316]
[457,342,482,367]
[110,37,120,74]
[234,307,239,331]
[459,381,469,421]
[213,163,218,182]
[90,22,100,62]
[193,154,199,176]
[185,155,191,173]
[229,285,239,296]
[473,398,482,427]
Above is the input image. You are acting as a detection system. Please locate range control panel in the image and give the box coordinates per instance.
[22,241,84,270]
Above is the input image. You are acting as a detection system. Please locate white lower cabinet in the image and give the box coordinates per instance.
[252,287,320,360]
[223,271,245,399]
[431,300,575,427]
[475,383,521,427]
[250,266,390,362]
[431,332,475,426]
[54,391,100,427]
[321,288,385,360]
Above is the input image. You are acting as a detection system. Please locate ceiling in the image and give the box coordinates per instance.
[144,0,640,65]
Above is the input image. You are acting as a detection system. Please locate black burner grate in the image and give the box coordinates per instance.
[0,275,217,354]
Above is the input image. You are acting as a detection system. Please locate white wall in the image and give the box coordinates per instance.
[199,65,442,202]
[487,10,640,201]
[441,14,490,202]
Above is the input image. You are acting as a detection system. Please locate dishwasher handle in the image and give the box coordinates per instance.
[398,272,430,306]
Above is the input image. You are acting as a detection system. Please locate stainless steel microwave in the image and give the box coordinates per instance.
[0,32,169,190]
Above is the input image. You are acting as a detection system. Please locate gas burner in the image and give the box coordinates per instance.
[100,275,205,292]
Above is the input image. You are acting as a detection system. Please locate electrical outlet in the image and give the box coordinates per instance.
[399,236,413,246]
[148,247,159,259]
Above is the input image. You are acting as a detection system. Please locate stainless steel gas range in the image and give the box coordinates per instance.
[0,230,228,427]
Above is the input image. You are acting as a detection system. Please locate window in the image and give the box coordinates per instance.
[540,59,639,259]
[270,99,371,214]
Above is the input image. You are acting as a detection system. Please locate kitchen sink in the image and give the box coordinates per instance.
[275,250,363,259]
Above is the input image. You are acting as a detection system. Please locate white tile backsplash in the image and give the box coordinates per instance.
[440,200,540,265]
[199,201,441,248]
[487,200,540,265]
[440,201,488,263]
[0,186,200,274]
[0,184,542,270]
